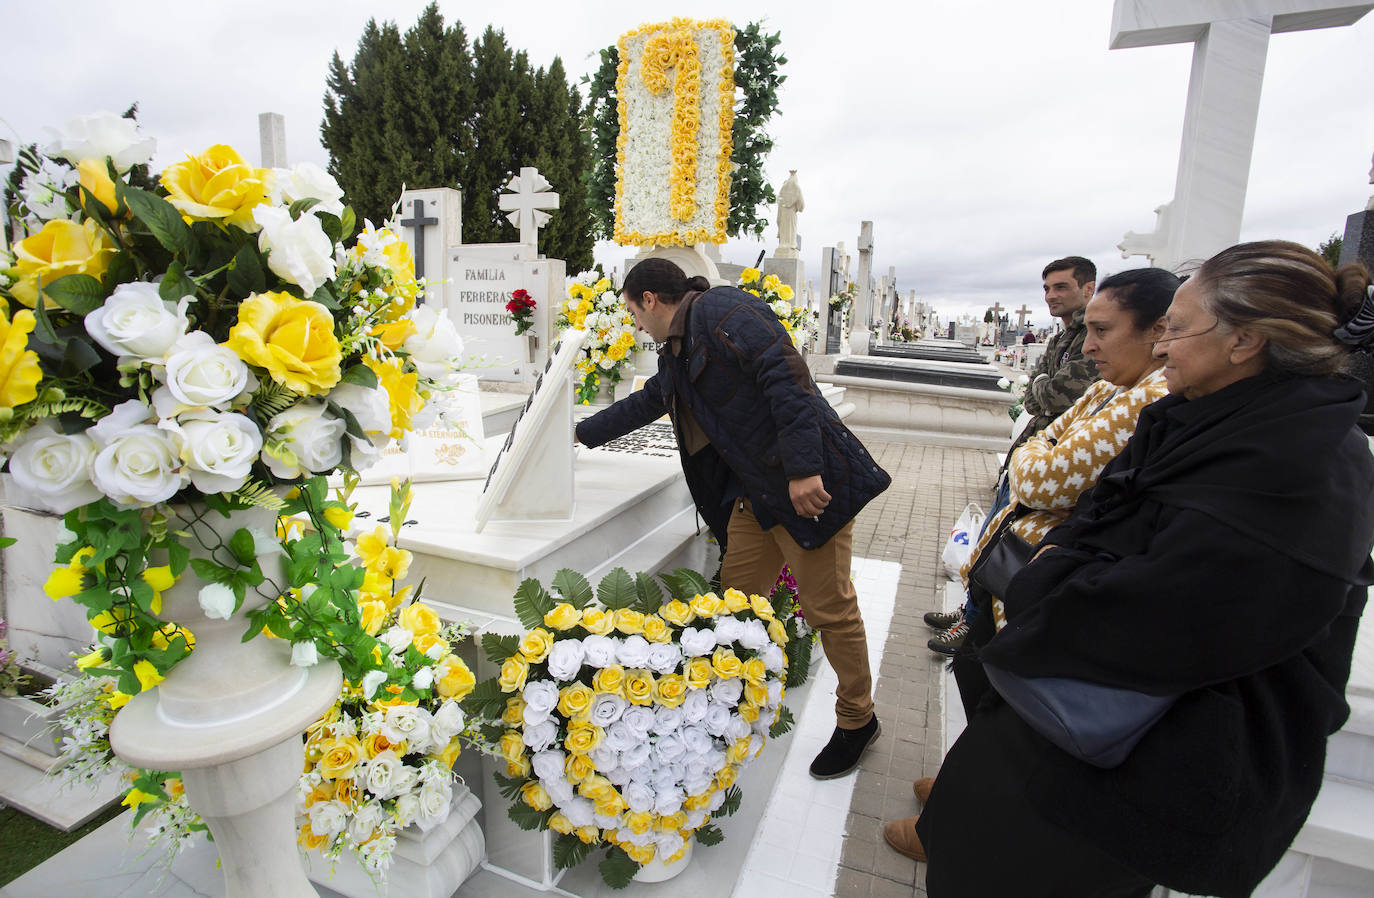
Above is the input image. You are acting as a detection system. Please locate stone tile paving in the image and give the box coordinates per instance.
[837,440,1000,897]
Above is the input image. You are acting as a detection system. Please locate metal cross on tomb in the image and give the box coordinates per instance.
[400,199,439,279]
[499,166,560,251]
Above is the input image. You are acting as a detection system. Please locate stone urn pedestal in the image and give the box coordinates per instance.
[109,502,342,898]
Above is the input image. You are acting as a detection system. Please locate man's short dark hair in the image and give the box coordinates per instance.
[1042,256,1097,287]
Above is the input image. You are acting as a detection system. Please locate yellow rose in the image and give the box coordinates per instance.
[576,825,601,845]
[498,655,529,693]
[225,291,341,395]
[577,774,614,802]
[623,668,655,706]
[762,274,782,292]
[592,664,625,696]
[658,600,693,627]
[689,592,724,618]
[625,842,655,863]
[521,781,553,811]
[365,354,423,439]
[370,318,417,351]
[499,729,526,764]
[580,606,615,635]
[544,603,583,631]
[519,628,554,663]
[653,673,687,708]
[593,790,626,818]
[565,752,596,785]
[297,822,328,852]
[564,720,605,754]
[641,615,672,644]
[739,702,760,723]
[506,756,531,777]
[657,811,688,832]
[76,158,119,215]
[722,588,750,614]
[377,239,419,317]
[749,594,776,621]
[715,764,738,790]
[740,267,761,284]
[159,144,271,230]
[6,219,116,308]
[318,736,364,779]
[557,682,595,721]
[745,682,768,707]
[548,812,574,835]
[439,736,462,769]
[613,608,644,636]
[502,696,526,727]
[624,810,655,835]
[357,600,388,636]
[399,602,442,638]
[742,657,767,686]
[684,657,713,690]
[711,647,743,680]
[682,791,713,811]
[435,654,475,700]
[768,619,789,646]
[133,659,163,692]
[779,284,795,301]
[413,632,448,657]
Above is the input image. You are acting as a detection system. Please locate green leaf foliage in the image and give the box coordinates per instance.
[769,704,795,738]
[227,243,268,297]
[598,846,639,889]
[596,567,637,611]
[551,568,593,609]
[321,4,593,272]
[660,567,710,599]
[512,577,556,631]
[633,571,664,613]
[41,274,107,315]
[784,632,814,688]
[481,632,521,664]
[694,823,724,846]
[461,676,509,719]
[553,832,594,870]
[493,770,528,801]
[340,363,379,389]
[507,802,552,831]
[717,785,743,817]
[117,184,193,256]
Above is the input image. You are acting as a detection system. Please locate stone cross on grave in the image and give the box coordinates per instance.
[401,198,439,279]
[989,302,1006,321]
[1016,304,1033,328]
[1111,0,1372,270]
[499,166,560,253]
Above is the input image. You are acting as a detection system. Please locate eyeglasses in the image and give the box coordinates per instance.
[1154,319,1220,345]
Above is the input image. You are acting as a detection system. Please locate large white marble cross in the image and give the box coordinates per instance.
[498,166,560,251]
[1112,0,1372,271]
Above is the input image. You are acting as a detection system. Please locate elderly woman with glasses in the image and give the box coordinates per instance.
[894,242,1374,898]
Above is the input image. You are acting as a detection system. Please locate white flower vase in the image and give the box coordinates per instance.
[108,501,342,898]
[632,838,694,884]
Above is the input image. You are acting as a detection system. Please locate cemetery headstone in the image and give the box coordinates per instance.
[850,222,875,354]
[257,112,286,168]
[821,246,845,354]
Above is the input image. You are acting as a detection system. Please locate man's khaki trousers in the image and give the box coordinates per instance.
[719,499,875,730]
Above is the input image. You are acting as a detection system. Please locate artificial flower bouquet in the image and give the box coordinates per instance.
[1,111,468,695]
[829,281,856,313]
[768,564,819,688]
[506,288,537,336]
[737,267,808,348]
[462,566,795,888]
[557,271,639,404]
[997,373,1030,420]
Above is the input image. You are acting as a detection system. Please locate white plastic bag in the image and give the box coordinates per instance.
[941,502,985,580]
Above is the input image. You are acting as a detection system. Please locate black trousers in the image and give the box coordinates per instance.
[915,702,1155,898]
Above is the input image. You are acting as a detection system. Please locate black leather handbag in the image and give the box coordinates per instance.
[967,508,1035,599]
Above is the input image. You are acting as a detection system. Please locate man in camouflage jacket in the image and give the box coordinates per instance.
[1012,256,1098,454]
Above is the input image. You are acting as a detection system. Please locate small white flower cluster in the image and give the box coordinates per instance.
[560,272,639,386]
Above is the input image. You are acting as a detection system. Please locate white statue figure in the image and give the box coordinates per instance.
[776,170,804,259]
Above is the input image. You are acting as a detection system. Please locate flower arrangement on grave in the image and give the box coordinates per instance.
[558,270,639,404]
[506,288,537,336]
[0,616,29,696]
[461,566,795,888]
[829,281,856,313]
[767,565,820,689]
[998,374,1030,420]
[609,18,737,247]
[0,112,468,699]
[43,478,481,875]
[737,267,808,349]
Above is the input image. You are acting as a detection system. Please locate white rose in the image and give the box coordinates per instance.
[307,800,348,838]
[707,789,726,813]
[152,332,255,417]
[646,642,682,675]
[522,680,559,714]
[522,719,557,752]
[682,773,713,798]
[622,706,654,737]
[711,678,743,705]
[653,789,684,818]
[382,705,433,754]
[271,162,345,217]
[704,702,732,737]
[680,724,712,758]
[623,780,655,813]
[562,797,595,828]
[521,702,551,728]
[543,775,575,808]
[45,111,156,171]
[88,400,187,506]
[588,744,619,773]
[380,626,413,656]
[414,779,452,832]
[739,620,770,652]
[253,204,337,296]
[581,635,618,669]
[762,644,786,673]
[616,635,651,668]
[655,830,685,859]
[431,700,465,742]
[262,401,345,479]
[197,582,236,620]
[545,639,585,681]
[621,741,651,770]
[402,307,465,381]
[327,382,392,467]
[348,800,387,843]
[411,666,435,692]
[621,827,654,847]
[726,715,752,742]
[161,410,262,495]
[713,616,743,646]
[767,679,784,706]
[290,642,318,668]
[589,692,627,728]
[248,527,284,558]
[393,793,422,829]
[679,627,716,657]
[363,750,406,799]
[654,732,687,765]
[652,706,684,735]
[685,808,708,830]
[604,721,637,753]
[361,670,388,700]
[680,689,710,723]
[85,283,189,363]
[531,749,566,782]
[6,425,101,513]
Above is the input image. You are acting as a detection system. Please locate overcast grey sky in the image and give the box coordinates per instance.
[4,0,1372,326]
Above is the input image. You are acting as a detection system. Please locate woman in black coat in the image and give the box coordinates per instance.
[889,241,1374,897]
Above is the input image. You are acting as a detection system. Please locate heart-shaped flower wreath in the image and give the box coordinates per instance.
[462,567,795,887]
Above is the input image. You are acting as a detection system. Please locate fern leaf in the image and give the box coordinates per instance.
[230,479,286,511]
[633,572,664,613]
[598,846,639,889]
[551,568,593,609]
[512,578,555,631]
[669,567,711,597]
[460,677,508,719]
[694,823,724,846]
[251,380,300,418]
[553,833,594,870]
[769,705,796,738]
[481,633,521,665]
[597,567,637,610]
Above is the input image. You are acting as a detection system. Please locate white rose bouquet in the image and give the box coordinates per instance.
[557,271,639,404]
[462,566,794,888]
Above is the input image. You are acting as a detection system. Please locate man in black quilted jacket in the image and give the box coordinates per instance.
[575,258,892,779]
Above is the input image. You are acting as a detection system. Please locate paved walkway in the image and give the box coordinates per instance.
[836,439,1000,897]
